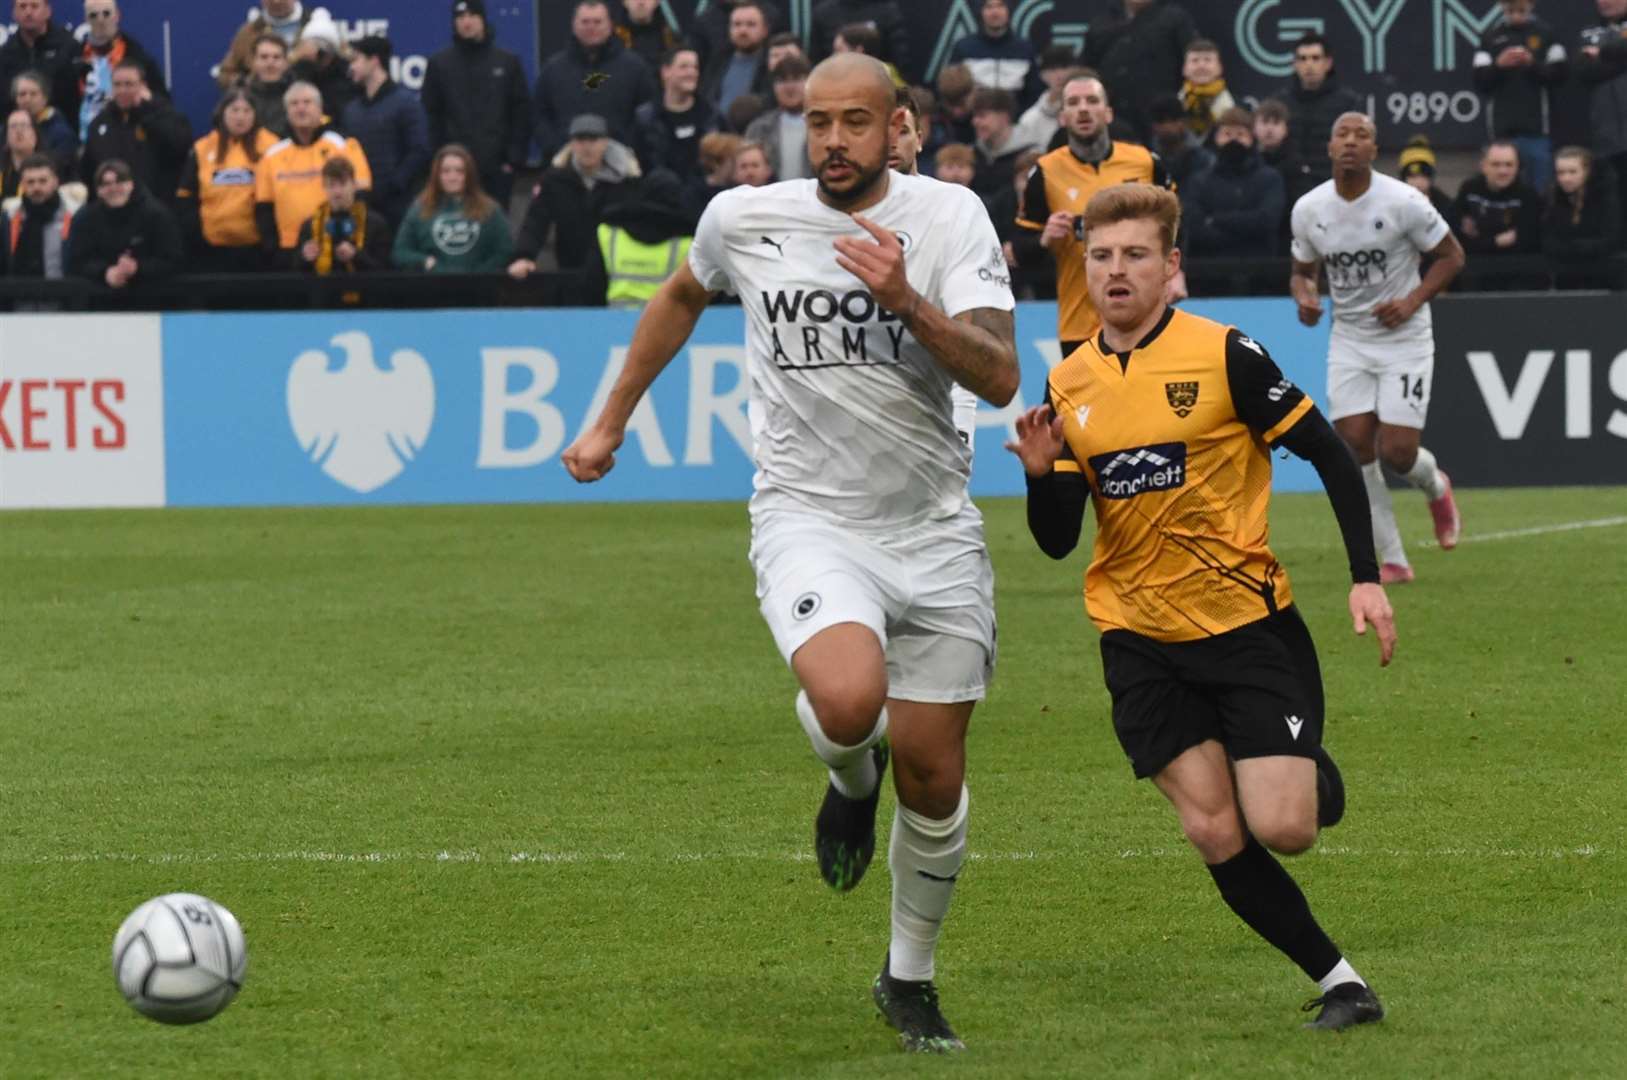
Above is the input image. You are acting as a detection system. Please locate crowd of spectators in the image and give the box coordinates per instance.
[0,0,1622,306]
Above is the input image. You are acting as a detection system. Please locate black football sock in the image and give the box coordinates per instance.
[1206,836,1341,982]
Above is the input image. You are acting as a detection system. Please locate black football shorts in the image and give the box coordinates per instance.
[1099,606,1325,779]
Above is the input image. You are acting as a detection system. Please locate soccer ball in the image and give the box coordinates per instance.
[112,893,247,1024]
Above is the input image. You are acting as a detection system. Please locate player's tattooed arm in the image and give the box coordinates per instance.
[910,305,1021,406]
[834,214,1020,405]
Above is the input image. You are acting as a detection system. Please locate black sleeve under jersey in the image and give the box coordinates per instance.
[1025,384,1090,560]
[1225,328,1380,584]
[1276,410,1380,585]
[1224,327,1310,437]
[1019,162,1051,226]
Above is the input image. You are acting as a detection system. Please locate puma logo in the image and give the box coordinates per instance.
[760,235,788,257]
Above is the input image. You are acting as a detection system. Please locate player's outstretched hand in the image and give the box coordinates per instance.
[562,424,623,483]
[1004,405,1066,477]
[1349,583,1396,667]
[835,214,914,315]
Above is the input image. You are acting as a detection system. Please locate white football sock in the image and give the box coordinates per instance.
[1400,446,1448,500]
[1362,461,1407,567]
[888,786,969,983]
[1317,956,1367,992]
[795,691,885,799]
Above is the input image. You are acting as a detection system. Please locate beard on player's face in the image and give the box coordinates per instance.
[815,149,887,206]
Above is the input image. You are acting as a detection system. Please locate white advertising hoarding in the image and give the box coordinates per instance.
[0,315,166,509]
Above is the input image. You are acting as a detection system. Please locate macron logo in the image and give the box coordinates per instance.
[287,331,435,493]
[1285,715,1305,741]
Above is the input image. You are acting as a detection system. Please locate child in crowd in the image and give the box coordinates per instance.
[1181,39,1235,140]
[934,142,975,187]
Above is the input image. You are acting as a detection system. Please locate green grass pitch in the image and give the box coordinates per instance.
[1,487,1624,1078]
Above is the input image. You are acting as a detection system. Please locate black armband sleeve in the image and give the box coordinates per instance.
[1025,468,1089,560]
[1276,409,1380,585]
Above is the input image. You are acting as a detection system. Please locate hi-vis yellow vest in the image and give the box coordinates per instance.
[596,224,692,306]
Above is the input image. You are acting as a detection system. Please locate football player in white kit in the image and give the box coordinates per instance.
[563,54,1020,1053]
[1289,113,1466,582]
[889,86,983,455]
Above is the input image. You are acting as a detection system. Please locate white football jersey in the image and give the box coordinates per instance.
[1290,172,1450,349]
[689,173,1014,528]
[952,384,979,459]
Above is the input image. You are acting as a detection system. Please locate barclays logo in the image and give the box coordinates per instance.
[287,331,435,493]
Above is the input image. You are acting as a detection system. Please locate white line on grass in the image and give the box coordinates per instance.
[7,845,1607,866]
[1271,514,1627,554]
[1418,515,1627,549]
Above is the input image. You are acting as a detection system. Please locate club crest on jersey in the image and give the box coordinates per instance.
[1088,442,1187,500]
[1165,381,1199,418]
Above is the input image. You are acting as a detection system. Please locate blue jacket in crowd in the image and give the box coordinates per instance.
[341,80,431,222]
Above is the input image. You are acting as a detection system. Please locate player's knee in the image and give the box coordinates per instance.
[894,754,963,819]
[1254,816,1318,856]
[1378,445,1417,473]
[1377,432,1419,473]
[1180,811,1245,863]
[805,685,886,747]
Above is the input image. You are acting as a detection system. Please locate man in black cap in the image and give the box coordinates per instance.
[422,0,532,204]
[343,36,431,226]
[509,111,637,295]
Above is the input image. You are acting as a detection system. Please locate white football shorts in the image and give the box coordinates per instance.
[1325,333,1435,427]
[750,505,996,703]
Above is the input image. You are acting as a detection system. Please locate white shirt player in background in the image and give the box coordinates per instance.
[1290,112,1467,583]
[563,54,1020,1054]
[889,86,983,455]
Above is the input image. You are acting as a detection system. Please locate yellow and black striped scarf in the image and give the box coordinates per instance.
[310,201,367,275]
[1181,78,1229,136]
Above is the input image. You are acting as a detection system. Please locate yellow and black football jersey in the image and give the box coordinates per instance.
[1016,141,1171,347]
[1046,306,1313,642]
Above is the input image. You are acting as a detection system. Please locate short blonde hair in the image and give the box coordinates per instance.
[934,142,974,169]
[1082,183,1182,252]
[699,132,742,172]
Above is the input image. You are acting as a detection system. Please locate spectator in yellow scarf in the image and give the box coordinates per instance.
[1181,39,1235,139]
[296,156,393,274]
